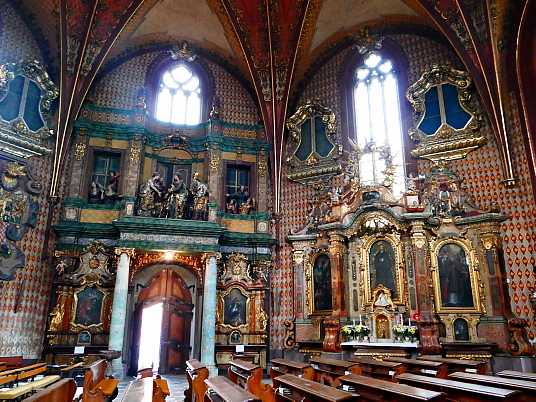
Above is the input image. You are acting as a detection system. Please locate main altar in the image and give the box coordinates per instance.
[282,66,534,364]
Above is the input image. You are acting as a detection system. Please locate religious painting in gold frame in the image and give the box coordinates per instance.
[70,283,108,331]
[429,237,482,314]
[219,286,251,331]
[306,252,333,315]
[362,234,404,306]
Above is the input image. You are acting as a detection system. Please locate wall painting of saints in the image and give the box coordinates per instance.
[437,243,473,308]
[312,254,332,312]
[223,287,248,328]
[369,241,397,299]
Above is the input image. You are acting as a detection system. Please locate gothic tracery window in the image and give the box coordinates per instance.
[155,63,201,125]
[353,52,406,198]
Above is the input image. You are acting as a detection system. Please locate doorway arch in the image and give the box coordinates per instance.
[129,264,199,375]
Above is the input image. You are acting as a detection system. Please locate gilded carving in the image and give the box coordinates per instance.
[406,63,485,162]
[258,149,267,177]
[130,134,142,165]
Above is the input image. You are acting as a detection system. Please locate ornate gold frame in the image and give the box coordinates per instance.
[406,63,485,162]
[285,99,341,186]
[70,282,109,332]
[361,234,405,307]
[219,285,252,331]
[305,251,334,316]
[429,237,483,314]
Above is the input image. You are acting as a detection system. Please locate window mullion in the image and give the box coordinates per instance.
[366,77,377,184]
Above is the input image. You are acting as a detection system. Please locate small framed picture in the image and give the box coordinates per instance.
[229,330,242,345]
[77,330,91,345]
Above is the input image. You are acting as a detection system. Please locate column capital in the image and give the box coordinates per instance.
[204,251,221,262]
[114,247,135,257]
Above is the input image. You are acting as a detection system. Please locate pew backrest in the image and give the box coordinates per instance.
[204,376,260,402]
[22,378,77,402]
[339,373,446,401]
[449,372,536,401]
[0,356,23,370]
[269,358,314,385]
[383,357,448,379]
[498,371,536,382]
[273,373,357,401]
[348,357,405,382]
[416,357,486,374]
[398,373,521,401]
[184,359,209,402]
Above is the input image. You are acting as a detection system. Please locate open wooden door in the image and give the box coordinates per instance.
[133,268,193,374]
[160,268,193,373]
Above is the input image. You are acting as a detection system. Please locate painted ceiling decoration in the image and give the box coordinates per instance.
[6,0,533,205]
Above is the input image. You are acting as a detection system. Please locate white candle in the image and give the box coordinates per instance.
[360,315,362,325]
[353,319,356,326]
[408,317,411,326]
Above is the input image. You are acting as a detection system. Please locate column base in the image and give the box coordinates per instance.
[204,363,218,377]
[111,360,126,380]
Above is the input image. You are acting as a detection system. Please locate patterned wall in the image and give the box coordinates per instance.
[0,0,71,358]
[0,3,44,65]
[274,33,536,347]
[91,53,260,126]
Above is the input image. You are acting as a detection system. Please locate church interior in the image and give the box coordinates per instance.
[1,0,536,400]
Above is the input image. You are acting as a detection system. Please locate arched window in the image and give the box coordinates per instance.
[352,52,406,198]
[155,63,201,125]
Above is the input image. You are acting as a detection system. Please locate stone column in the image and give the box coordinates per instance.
[200,252,221,377]
[109,247,135,379]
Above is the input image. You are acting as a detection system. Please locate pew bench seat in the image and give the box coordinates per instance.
[29,375,60,391]
[154,379,169,396]
[339,373,445,402]
[397,373,522,401]
[0,383,34,401]
[90,378,120,396]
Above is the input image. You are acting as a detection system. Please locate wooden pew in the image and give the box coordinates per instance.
[59,362,85,379]
[228,359,274,402]
[17,364,47,385]
[417,357,487,375]
[498,371,536,383]
[80,359,120,402]
[309,357,360,387]
[0,374,17,390]
[0,383,34,401]
[121,377,166,402]
[0,363,6,373]
[383,357,448,379]
[339,373,446,402]
[21,378,77,402]
[273,373,357,401]
[184,359,209,402]
[204,376,260,402]
[0,357,22,371]
[1,363,48,382]
[449,372,536,401]
[397,373,522,402]
[269,359,314,386]
[137,368,170,398]
[347,357,406,382]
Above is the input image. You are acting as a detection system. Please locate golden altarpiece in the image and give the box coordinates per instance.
[215,252,270,368]
[45,240,116,365]
[284,67,533,361]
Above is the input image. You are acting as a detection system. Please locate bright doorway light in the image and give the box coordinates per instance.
[138,302,163,372]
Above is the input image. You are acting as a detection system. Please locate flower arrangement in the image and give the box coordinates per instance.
[393,324,406,336]
[341,324,370,340]
[405,325,418,338]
